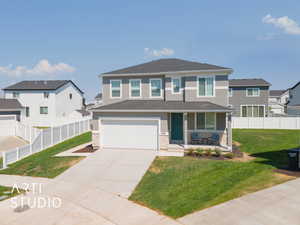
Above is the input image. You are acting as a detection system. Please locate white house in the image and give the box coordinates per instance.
[3,80,85,126]
[269,90,287,115]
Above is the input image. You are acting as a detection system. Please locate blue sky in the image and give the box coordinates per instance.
[0,0,299,101]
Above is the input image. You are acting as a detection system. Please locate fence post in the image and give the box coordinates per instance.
[51,127,53,145]
[16,147,20,162]
[60,126,62,142]
[2,152,6,169]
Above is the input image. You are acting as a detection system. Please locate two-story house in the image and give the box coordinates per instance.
[3,80,84,126]
[229,79,271,117]
[92,58,233,151]
[269,90,287,115]
[286,81,300,115]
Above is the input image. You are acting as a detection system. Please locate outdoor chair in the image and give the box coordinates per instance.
[191,132,203,145]
[208,133,220,145]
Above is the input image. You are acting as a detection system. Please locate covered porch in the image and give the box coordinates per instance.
[167,111,232,151]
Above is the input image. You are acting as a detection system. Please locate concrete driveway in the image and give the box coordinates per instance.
[0,136,28,152]
[56,148,157,198]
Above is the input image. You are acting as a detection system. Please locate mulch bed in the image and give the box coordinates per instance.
[274,169,300,177]
[73,144,97,153]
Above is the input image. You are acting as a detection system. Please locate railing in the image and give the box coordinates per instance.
[1,119,90,169]
[232,117,300,129]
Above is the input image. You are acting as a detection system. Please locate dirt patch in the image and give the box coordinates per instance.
[149,167,161,174]
[274,169,300,178]
[233,141,241,147]
[231,152,255,162]
[73,145,97,153]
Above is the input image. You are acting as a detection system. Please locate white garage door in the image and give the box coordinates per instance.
[0,115,16,136]
[101,119,158,150]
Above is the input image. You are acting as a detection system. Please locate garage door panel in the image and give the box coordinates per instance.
[102,120,158,150]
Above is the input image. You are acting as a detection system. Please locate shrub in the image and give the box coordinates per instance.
[195,149,204,157]
[224,152,234,159]
[205,149,213,157]
[186,149,194,156]
[214,149,222,157]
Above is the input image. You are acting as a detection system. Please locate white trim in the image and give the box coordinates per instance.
[215,86,229,90]
[184,87,197,90]
[110,79,122,99]
[246,88,260,97]
[228,87,233,97]
[149,78,163,98]
[171,77,182,94]
[240,104,265,117]
[99,117,160,151]
[100,69,233,77]
[129,79,142,98]
[197,75,216,97]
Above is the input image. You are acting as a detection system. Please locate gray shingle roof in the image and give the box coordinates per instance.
[3,80,84,93]
[229,79,271,87]
[270,90,285,97]
[92,100,232,112]
[103,58,232,75]
[0,98,23,110]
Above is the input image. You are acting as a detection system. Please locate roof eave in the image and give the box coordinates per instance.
[91,109,232,113]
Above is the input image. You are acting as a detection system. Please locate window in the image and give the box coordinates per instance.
[25,107,30,117]
[241,105,265,117]
[44,92,49,99]
[172,78,181,94]
[69,93,73,100]
[229,88,233,97]
[246,88,260,97]
[40,106,48,115]
[110,80,121,98]
[198,76,214,97]
[150,79,162,97]
[196,112,216,130]
[13,92,19,98]
[130,79,141,97]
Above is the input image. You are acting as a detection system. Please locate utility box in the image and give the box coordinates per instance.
[92,130,100,150]
[287,148,300,171]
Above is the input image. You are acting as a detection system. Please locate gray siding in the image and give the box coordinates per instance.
[229,86,269,116]
[288,84,300,106]
[287,106,300,116]
[102,74,229,106]
[93,112,168,133]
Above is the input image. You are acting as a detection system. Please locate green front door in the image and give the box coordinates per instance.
[171,113,183,141]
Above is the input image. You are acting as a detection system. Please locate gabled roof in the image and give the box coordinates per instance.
[229,79,271,87]
[0,98,23,110]
[95,93,102,100]
[3,80,84,94]
[290,81,300,90]
[92,100,232,112]
[270,90,285,97]
[102,58,232,76]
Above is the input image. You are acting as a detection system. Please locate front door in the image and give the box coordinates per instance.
[171,113,183,142]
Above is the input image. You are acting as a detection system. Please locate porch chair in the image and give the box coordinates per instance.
[208,133,220,145]
[191,132,203,145]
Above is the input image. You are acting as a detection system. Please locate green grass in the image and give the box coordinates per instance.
[130,129,300,218]
[0,185,23,201]
[0,132,91,178]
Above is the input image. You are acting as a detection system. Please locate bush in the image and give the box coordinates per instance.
[214,149,222,157]
[224,152,234,159]
[186,149,194,156]
[204,149,213,157]
[195,149,204,157]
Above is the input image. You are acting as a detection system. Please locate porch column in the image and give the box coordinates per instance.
[227,113,233,151]
[183,112,188,146]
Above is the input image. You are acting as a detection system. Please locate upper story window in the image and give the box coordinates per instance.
[172,78,181,94]
[13,92,19,98]
[228,88,233,97]
[198,76,215,97]
[130,79,141,97]
[40,106,48,115]
[25,107,30,117]
[246,88,260,97]
[110,80,121,98]
[150,79,162,97]
[44,92,49,99]
[69,93,73,100]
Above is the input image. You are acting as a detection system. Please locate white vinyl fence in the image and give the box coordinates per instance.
[15,122,41,142]
[1,119,90,169]
[232,117,300,130]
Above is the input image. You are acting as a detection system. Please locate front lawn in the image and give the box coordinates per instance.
[0,132,91,178]
[129,129,300,218]
[0,186,22,201]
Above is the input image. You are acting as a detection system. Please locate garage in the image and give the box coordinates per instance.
[101,119,159,150]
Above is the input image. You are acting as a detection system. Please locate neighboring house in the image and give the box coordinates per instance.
[269,90,286,115]
[0,98,24,121]
[94,93,102,105]
[287,81,300,116]
[92,58,233,151]
[229,79,271,117]
[3,80,85,126]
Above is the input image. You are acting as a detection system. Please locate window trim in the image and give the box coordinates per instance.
[194,112,217,130]
[197,75,215,97]
[246,88,260,97]
[129,79,142,98]
[40,106,48,115]
[240,104,265,117]
[150,78,163,98]
[171,77,182,94]
[228,88,233,97]
[25,107,30,117]
[110,79,122,99]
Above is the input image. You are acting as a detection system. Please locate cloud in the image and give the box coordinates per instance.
[0,59,76,77]
[262,14,300,35]
[144,48,175,57]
